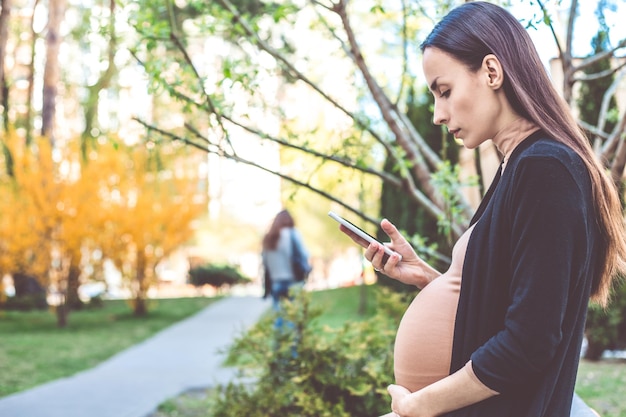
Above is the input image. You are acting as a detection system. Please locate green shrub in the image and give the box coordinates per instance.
[188,264,250,290]
[1,294,48,311]
[209,287,405,417]
[584,280,626,360]
[86,294,105,309]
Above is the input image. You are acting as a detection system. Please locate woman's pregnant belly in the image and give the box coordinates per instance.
[393,273,461,392]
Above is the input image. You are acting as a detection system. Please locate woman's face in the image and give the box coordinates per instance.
[422,47,507,149]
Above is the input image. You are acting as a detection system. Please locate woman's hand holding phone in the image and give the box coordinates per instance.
[331,212,440,289]
[328,211,401,262]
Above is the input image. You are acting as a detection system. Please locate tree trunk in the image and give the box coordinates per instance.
[358,280,367,316]
[25,0,39,145]
[80,0,117,160]
[56,294,67,328]
[41,0,65,143]
[133,250,148,316]
[583,339,605,361]
[66,260,83,310]
[0,0,11,132]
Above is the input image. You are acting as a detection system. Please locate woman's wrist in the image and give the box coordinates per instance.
[415,262,440,289]
[393,362,499,416]
[398,389,436,417]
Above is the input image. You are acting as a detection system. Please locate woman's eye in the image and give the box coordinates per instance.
[440,90,450,98]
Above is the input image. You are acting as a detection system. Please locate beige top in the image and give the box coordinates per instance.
[393,118,539,393]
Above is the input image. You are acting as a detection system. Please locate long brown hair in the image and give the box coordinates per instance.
[421,1,626,306]
[262,209,295,250]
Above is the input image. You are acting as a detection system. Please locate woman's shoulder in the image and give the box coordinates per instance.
[505,135,592,198]
[280,227,294,236]
[525,135,576,155]
[278,227,296,243]
[512,134,585,171]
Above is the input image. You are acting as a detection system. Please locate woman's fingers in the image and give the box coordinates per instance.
[381,218,408,246]
[339,224,370,248]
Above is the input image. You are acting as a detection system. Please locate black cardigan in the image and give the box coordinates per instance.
[445,132,602,417]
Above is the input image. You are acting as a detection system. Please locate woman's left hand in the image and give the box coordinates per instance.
[388,384,412,416]
[388,384,435,417]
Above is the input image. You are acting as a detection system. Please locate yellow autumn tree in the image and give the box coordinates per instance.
[47,140,112,325]
[0,132,206,323]
[0,132,55,309]
[0,133,105,325]
[95,141,206,316]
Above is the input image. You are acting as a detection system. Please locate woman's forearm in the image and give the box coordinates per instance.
[391,362,499,416]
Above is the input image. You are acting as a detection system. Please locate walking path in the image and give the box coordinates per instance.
[0,296,270,417]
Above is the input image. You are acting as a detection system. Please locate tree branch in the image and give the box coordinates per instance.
[330,1,467,231]
[572,39,626,75]
[599,69,626,157]
[609,111,626,183]
[164,0,236,155]
[134,116,382,225]
[135,116,452,263]
[573,61,626,83]
[215,0,392,153]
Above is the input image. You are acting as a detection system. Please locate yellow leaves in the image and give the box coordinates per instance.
[0,134,55,280]
[91,141,206,295]
[0,131,206,297]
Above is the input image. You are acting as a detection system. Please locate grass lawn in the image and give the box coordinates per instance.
[0,297,219,398]
[575,358,626,416]
[309,285,381,327]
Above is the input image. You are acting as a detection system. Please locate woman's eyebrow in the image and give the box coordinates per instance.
[429,77,440,93]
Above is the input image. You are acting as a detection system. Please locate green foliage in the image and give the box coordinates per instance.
[379,87,460,290]
[577,3,626,360]
[187,263,250,289]
[86,294,105,309]
[584,281,626,360]
[576,4,619,137]
[576,359,626,416]
[209,288,406,417]
[0,294,48,311]
[431,160,477,245]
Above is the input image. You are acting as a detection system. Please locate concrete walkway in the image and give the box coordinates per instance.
[0,296,270,417]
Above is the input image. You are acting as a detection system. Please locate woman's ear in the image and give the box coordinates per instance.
[482,54,504,90]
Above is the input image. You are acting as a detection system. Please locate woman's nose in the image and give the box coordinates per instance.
[433,103,447,125]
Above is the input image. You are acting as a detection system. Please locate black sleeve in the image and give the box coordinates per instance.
[470,156,590,393]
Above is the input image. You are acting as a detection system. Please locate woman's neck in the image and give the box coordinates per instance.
[492,118,540,171]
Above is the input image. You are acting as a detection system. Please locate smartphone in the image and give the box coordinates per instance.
[328,211,402,262]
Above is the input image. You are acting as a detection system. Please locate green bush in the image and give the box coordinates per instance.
[208,288,406,416]
[584,280,626,360]
[1,294,48,311]
[86,294,105,309]
[187,264,250,290]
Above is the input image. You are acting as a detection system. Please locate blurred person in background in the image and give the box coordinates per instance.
[262,209,311,328]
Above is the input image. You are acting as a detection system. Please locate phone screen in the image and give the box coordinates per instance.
[328,211,401,261]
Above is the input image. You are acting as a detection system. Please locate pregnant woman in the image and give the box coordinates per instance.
[339,2,626,417]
